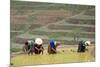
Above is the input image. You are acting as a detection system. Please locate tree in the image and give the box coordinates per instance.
[72,28,82,45]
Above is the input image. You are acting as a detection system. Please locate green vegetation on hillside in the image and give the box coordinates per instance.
[11,0,95,14]
[10,0,95,46]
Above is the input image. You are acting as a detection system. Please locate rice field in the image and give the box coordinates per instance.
[11,46,95,67]
[10,1,95,67]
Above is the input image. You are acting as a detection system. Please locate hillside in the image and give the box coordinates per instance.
[10,1,95,49]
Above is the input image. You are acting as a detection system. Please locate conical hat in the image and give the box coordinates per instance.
[35,38,43,45]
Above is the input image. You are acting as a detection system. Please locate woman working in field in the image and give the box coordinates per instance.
[34,38,44,54]
[48,39,61,54]
[77,40,91,52]
[23,40,34,55]
[23,38,44,55]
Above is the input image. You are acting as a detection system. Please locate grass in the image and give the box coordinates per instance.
[30,31,95,38]
[11,47,95,66]
[11,48,21,52]
[66,19,95,25]
[48,24,95,32]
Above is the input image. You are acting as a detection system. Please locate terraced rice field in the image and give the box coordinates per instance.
[10,0,95,48]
